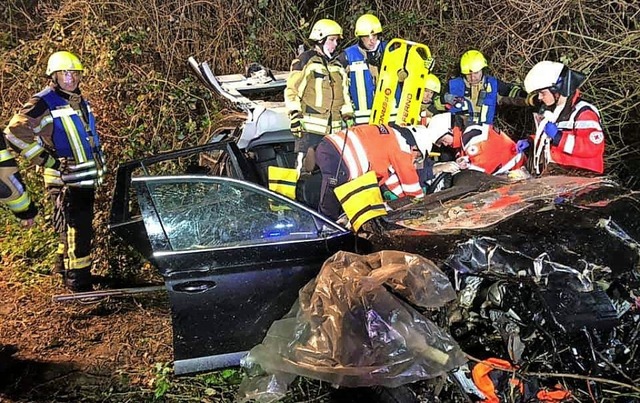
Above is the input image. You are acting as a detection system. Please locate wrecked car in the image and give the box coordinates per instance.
[107,58,640,401]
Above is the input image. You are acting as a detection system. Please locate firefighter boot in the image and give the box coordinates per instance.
[64,267,93,293]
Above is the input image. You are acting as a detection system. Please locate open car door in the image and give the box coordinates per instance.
[132,175,357,374]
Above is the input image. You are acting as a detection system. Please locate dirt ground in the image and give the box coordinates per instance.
[0,268,177,402]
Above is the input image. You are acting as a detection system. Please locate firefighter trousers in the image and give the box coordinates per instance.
[315,140,349,220]
[48,186,95,272]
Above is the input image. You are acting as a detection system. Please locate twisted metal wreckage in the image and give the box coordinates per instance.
[100,55,640,402]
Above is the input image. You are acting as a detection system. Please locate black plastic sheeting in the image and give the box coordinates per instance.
[238,178,640,402]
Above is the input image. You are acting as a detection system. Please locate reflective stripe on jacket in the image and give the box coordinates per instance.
[448,75,498,125]
[460,124,524,175]
[344,44,379,124]
[0,138,35,217]
[325,124,422,199]
[285,50,353,136]
[36,88,105,187]
[550,99,604,174]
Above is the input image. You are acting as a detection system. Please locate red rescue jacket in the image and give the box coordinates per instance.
[548,91,604,173]
[459,125,525,175]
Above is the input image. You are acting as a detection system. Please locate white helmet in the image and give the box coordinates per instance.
[406,113,452,157]
[400,125,431,157]
[524,61,565,93]
[425,112,452,146]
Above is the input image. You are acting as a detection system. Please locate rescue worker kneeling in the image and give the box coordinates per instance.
[315,122,464,227]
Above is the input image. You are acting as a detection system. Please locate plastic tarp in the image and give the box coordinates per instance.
[238,250,466,401]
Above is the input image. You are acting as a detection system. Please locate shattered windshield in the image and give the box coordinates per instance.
[145,179,320,250]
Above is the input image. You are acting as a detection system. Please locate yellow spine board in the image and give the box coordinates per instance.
[369,38,433,126]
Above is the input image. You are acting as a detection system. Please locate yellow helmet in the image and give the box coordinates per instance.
[424,74,441,93]
[460,50,487,75]
[46,51,84,76]
[354,14,382,37]
[309,19,343,42]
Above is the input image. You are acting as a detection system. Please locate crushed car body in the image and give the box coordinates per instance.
[108,58,640,401]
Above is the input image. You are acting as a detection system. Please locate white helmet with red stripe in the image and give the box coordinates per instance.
[461,124,490,156]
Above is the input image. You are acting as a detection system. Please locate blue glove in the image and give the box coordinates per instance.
[544,121,560,141]
[516,139,530,153]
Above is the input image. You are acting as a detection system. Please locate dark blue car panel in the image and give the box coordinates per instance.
[132,175,357,374]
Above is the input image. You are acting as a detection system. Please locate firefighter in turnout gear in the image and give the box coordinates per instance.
[315,122,463,222]
[446,49,531,126]
[338,14,386,125]
[420,73,447,125]
[4,51,106,292]
[285,19,354,173]
[0,134,38,227]
[523,61,604,174]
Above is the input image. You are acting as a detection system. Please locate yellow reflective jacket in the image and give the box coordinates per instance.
[285,48,353,136]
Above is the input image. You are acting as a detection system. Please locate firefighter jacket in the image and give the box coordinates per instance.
[542,91,604,174]
[420,98,447,126]
[341,41,386,124]
[459,124,525,175]
[0,134,37,220]
[448,75,525,125]
[4,85,106,188]
[285,49,353,136]
[324,124,423,199]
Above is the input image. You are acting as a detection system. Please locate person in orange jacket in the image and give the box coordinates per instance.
[522,61,604,175]
[315,120,463,220]
[423,113,526,176]
[458,124,526,175]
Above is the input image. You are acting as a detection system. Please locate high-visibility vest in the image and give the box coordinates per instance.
[268,166,299,200]
[448,75,498,125]
[344,43,386,124]
[461,125,524,175]
[37,88,105,187]
[325,124,423,199]
[550,100,604,173]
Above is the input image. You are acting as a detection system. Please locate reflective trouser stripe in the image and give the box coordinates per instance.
[0,149,13,162]
[268,166,299,200]
[53,188,94,270]
[334,171,387,232]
